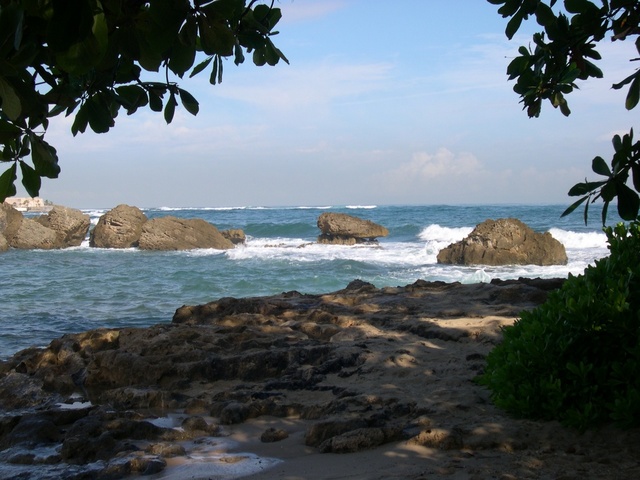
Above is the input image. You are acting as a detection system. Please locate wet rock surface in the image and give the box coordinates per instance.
[1,278,639,479]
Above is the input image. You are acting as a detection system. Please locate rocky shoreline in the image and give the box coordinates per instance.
[1,277,639,479]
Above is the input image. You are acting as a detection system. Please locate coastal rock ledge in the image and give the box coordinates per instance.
[9,278,640,480]
[437,217,568,266]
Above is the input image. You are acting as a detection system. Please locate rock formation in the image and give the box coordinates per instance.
[0,203,24,250]
[3,278,640,479]
[7,217,61,249]
[437,218,568,266]
[90,204,148,248]
[34,206,90,247]
[221,228,246,245]
[1,203,90,250]
[138,216,235,250]
[317,212,389,245]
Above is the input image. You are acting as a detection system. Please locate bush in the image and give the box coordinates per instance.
[479,222,640,431]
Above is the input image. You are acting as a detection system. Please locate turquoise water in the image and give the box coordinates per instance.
[0,204,613,358]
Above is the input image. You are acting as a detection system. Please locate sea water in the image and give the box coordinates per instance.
[0,204,615,358]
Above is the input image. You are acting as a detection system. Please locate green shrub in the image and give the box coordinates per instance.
[479,222,640,431]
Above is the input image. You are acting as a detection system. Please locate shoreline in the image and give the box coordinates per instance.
[1,278,639,479]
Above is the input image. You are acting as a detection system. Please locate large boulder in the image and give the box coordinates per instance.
[0,234,7,252]
[34,205,90,247]
[1,203,24,240]
[138,216,234,250]
[437,218,567,266]
[317,212,389,245]
[8,217,62,249]
[90,204,148,248]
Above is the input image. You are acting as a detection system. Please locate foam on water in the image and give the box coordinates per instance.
[549,227,608,249]
[2,205,616,359]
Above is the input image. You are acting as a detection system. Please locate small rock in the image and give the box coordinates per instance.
[261,428,289,443]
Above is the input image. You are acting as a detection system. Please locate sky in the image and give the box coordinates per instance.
[19,0,639,208]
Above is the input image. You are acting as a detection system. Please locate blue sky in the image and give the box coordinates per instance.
[24,0,638,208]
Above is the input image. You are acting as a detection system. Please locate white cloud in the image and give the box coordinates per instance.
[387,148,483,183]
[279,0,347,24]
[213,60,394,111]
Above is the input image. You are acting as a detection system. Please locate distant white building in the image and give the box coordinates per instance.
[4,197,51,212]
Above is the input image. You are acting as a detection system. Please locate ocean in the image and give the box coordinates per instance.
[0,204,614,359]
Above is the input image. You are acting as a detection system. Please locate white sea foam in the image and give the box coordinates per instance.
[548,228,607,249]
[418,224,473,243]
[346,205,377,209]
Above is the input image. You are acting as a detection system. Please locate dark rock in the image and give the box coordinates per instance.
[90,204,147,248]
[147,442,186,457]
[437,218,568,266]
[221,228,246,245]
[304,419,368,447]
[220,402,250,424]
[261,427,289,443]
[317,212,388,245]
[0,372,60,409]
[1,416,60,448]
[318,427,386,453]
[138,216,234,250]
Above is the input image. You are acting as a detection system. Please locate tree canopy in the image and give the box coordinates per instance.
[0,0,287,202]
[488,0,640,223]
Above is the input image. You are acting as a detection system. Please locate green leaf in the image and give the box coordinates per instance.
[47,0,94,52]
[0,163,17,202]
[535,3,556,27]
[30,134,60,179]
[253,47,267,66]
[592,156,611,176]
[86,95,115,133]
[616,183,640,220]
[0,119,21,143]
[632,164,640,192]
[71,102,90,136]
[148,90,163,112]
[568,181,605,196]
[561,195,589,218]
[234,43,245,66]
[198,16,235,56]
[178,88,199,115]
[19,161,41,197]
[169,41,196,77]
[600,200,608,225]
[0,76,22,121]
[565,0,591,13]
[116,85,148,113]
[164,93,177,124]
[626,76,640,110]
[601,181,617,202]
[190,56,213,78]
[506,11,524,39]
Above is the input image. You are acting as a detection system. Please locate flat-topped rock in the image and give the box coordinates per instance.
[317,212,388,245]
[138,216,234,250]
